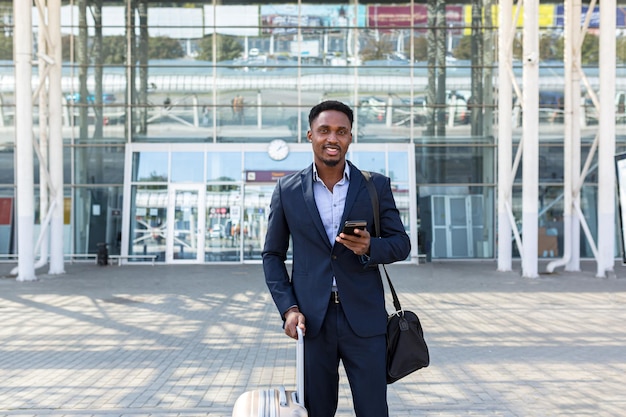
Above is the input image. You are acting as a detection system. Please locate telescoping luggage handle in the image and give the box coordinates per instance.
[278,326,305,408]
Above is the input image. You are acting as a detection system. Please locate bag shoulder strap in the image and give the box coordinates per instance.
[361,170,402,313]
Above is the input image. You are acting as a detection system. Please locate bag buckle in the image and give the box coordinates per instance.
[399,317,409,331]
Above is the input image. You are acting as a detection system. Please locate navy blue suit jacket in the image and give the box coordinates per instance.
[263,161,411,338]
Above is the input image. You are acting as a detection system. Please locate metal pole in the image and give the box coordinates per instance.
[547,0,580,274]
[522,0,539,278]
[48,0,65,274]
[14,0,36,281]
[567,0,582,272]
[435,0,446,136]
[497,0,513,271]
[597,0,616,277]
[37,3,50,271]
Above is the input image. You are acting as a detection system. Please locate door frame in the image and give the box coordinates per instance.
[165,184,206,263]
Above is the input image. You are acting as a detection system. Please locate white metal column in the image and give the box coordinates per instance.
[565,0,582,272]
[547,0,582,273]
[497,0,513,271]
[36,7,50,272]
[597,0,616,277]
[14,0,36,281]
[521,0,539,278]
[48,0,65,275]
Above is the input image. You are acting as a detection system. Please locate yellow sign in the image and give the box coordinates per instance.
[463,4,556,35]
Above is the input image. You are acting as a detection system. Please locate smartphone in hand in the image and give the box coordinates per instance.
[342,220,367,235]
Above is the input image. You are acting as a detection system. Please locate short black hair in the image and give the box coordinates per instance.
[308,100,354,128]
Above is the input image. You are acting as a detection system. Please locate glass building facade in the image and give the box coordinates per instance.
[0,1,625,264]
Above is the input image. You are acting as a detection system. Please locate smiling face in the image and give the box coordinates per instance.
[307,109,353,168]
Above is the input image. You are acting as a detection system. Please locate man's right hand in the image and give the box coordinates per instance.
[284,307,306,339]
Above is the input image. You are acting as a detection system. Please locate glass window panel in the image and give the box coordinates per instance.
[206,184,242,262]
[244,151,311,171]
[450,197,467,226]
[129,185,167,262]
[471,195,484,227]
[73,146,124,185]
[415,146,494,184]
[388,152,409,182]
[0,189,15,255]
[0,126,14,151]
[393,183,411,239]
[433,229,447,258]
[349,151,385,175]
[0,146,14,185]
[282,105,318,143]
[512,185,569,259]
[72,186,123,255]
[451,229,469,257]
[207,152,242,182]
[132,152,168,182]
[172,189,200,261]
[243,184,277,261]
[33,147,71,185]
[419,186,493,260]
[171,152,204,183]
[432,196,446,227]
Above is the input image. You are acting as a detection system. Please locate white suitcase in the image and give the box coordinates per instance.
[232,327,308,417]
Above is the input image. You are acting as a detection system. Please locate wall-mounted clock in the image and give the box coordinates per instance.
[267,139,289,161]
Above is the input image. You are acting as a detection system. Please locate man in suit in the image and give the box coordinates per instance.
[263,100,411,417]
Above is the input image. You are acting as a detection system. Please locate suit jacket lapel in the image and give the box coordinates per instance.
[301,166,333,250]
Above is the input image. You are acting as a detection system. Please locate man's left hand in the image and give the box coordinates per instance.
[336,228,371,256]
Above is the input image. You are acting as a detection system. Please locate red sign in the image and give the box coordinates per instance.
[0,197,13,225]
[367,5,463,30]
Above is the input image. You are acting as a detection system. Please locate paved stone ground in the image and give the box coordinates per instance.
[0,261,625,417]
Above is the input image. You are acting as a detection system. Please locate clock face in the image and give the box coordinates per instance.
[268,139,289,161]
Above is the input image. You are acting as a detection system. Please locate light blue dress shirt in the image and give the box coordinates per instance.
[313,162,351,289]
[312,162,351,245]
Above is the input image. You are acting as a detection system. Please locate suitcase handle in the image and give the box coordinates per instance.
[295,326,304,406]
[279,327,304,407]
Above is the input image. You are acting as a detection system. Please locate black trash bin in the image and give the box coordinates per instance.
[97,243,109,266]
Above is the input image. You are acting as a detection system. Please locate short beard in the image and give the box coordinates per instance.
[322,158,340,167]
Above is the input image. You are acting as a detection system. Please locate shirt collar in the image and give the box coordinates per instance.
[313,161,351,182]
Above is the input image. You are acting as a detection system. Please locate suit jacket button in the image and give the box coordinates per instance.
[332,255,337,260]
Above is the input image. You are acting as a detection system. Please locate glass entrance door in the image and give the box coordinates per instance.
[431,195,484,258]
[243,184,277,261]
[166,185,206,263]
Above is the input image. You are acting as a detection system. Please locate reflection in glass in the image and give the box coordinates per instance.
[73,146,124,185]
[388,152,409,182]
[0,148,14,185]
[512,185,570,259]
[0,188,14,255]
[129,185,167,262]
[171,152,204,182]
[415,146,494,184]
[132,152,168,182]
[205,184,242,262]
[73,186,123,255]
[208,152,241,182]
[172,189,199,260]
[349,151,385,175]
[419,186,493,260]
[392,183,411,259]
[243,185,276,261]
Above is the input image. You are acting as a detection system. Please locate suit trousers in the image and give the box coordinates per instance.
[304,297,388,417]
